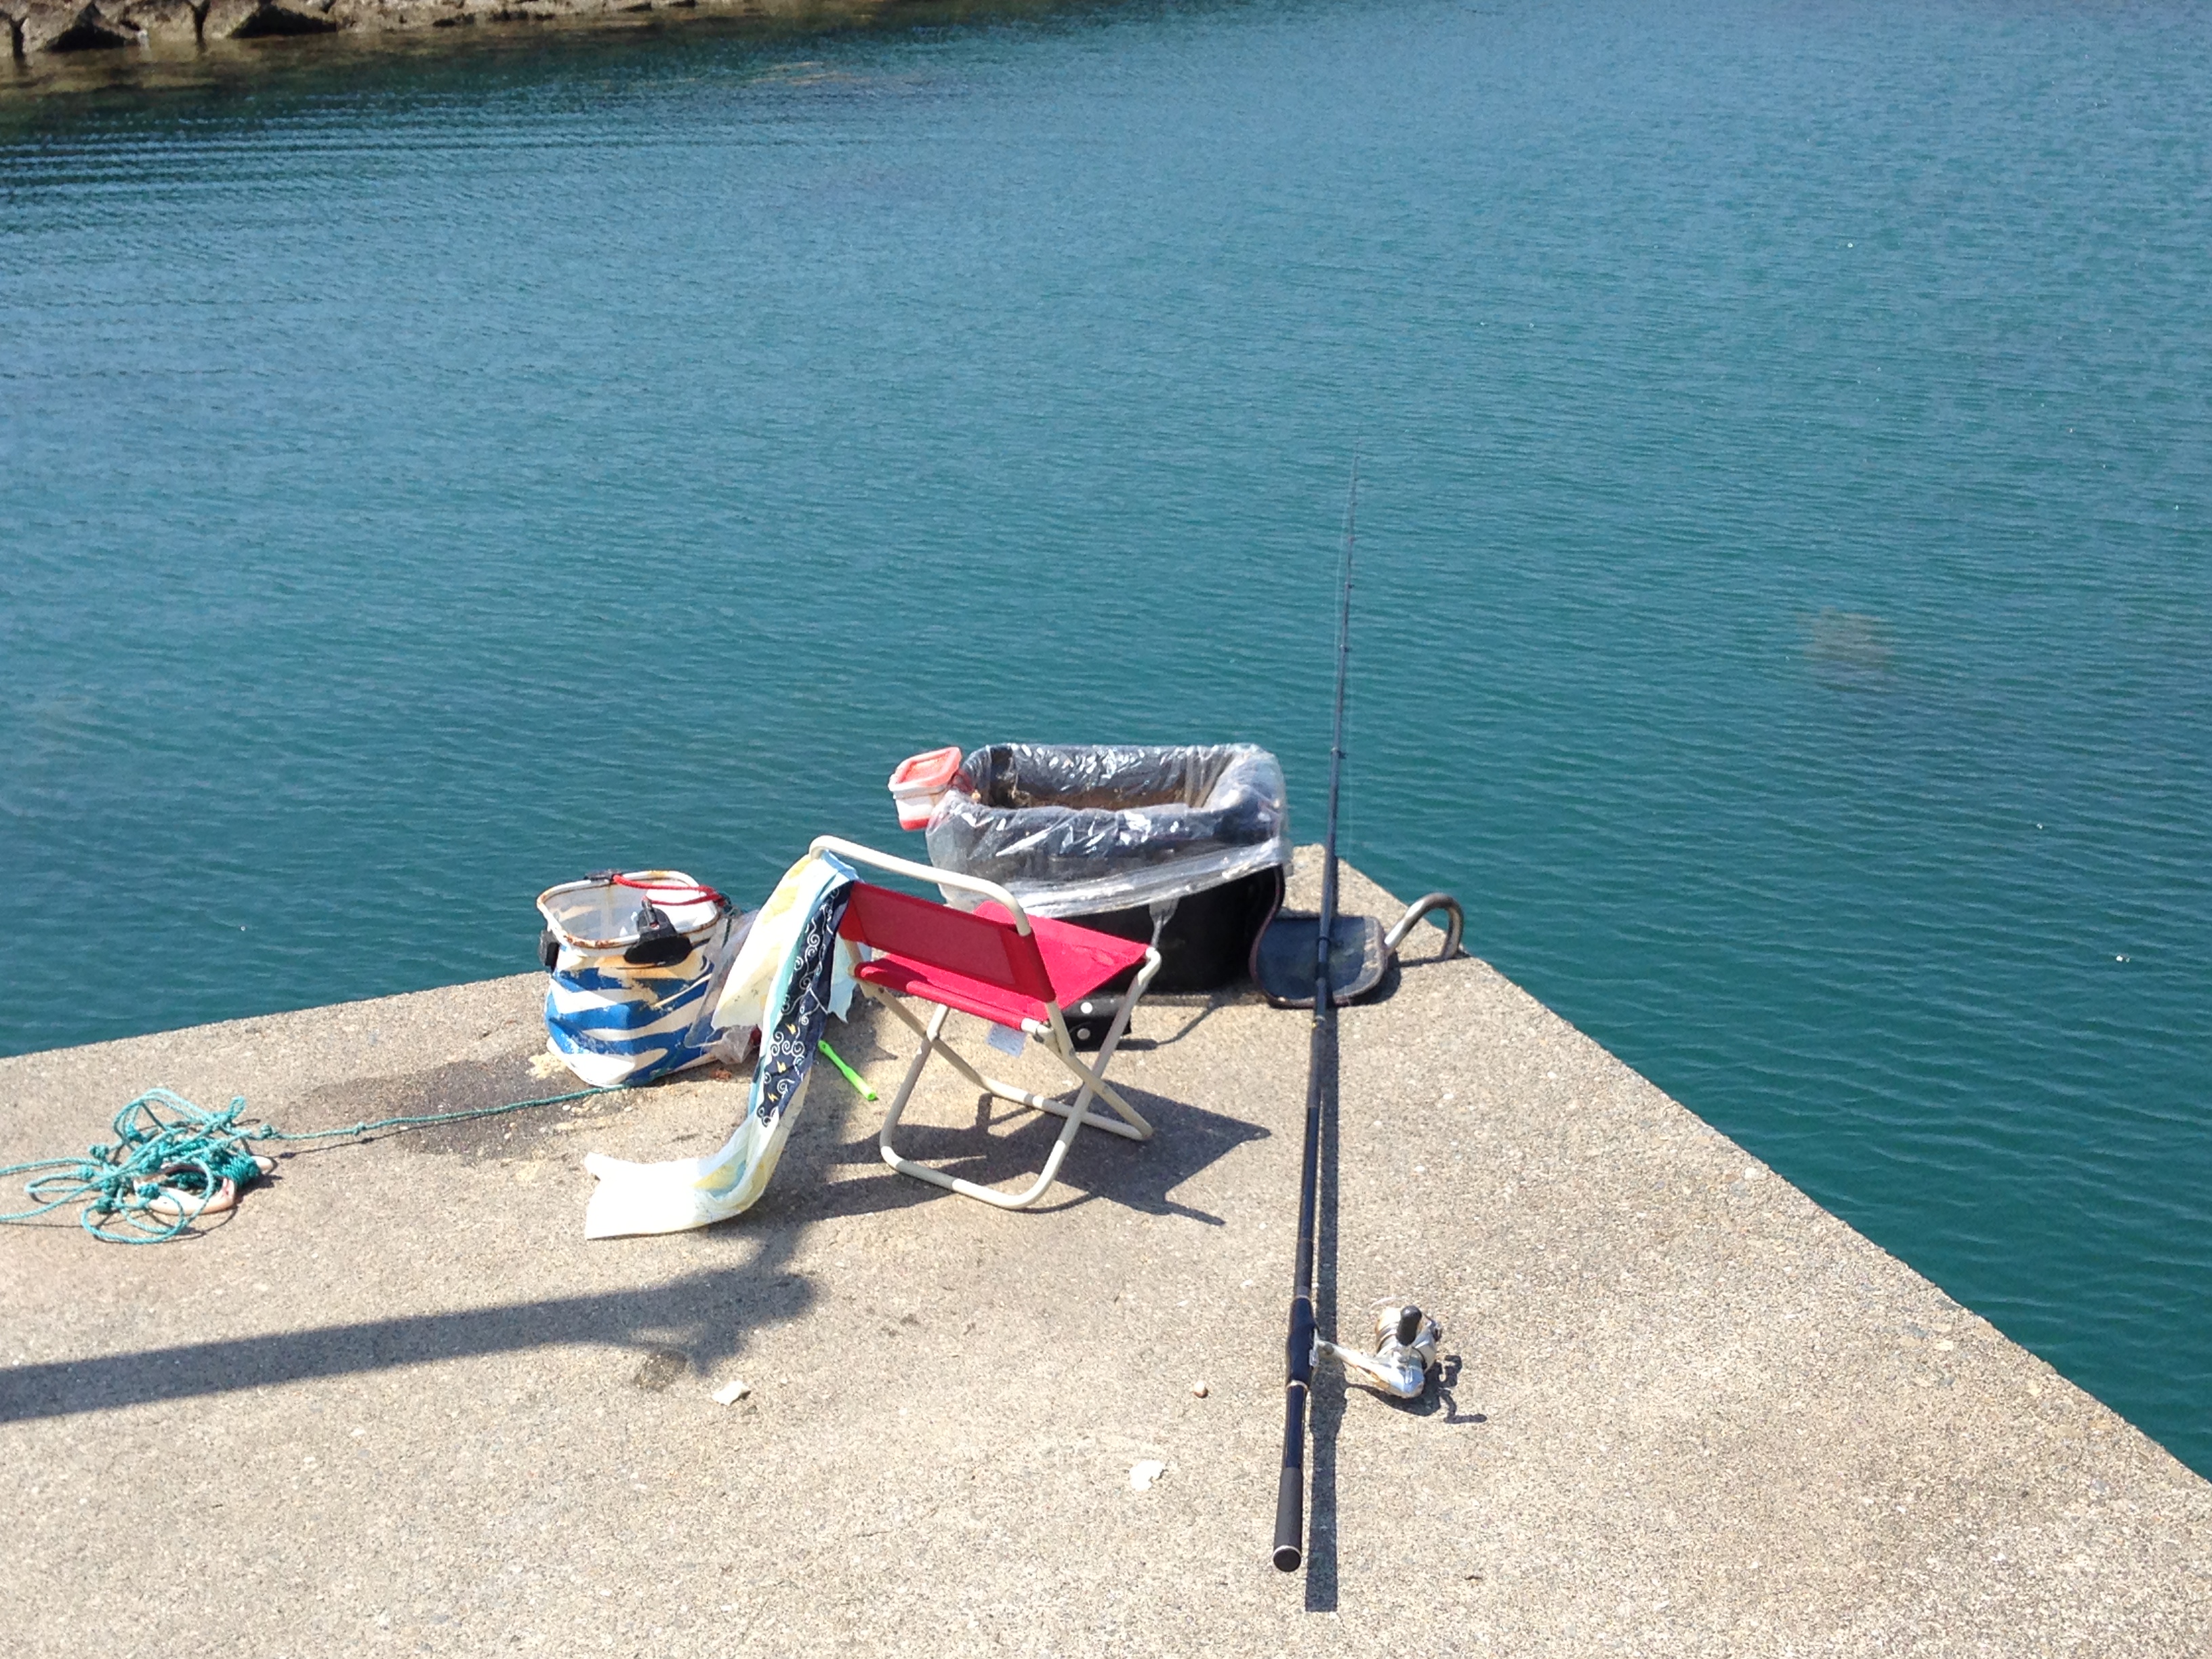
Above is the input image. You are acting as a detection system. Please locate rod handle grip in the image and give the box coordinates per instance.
[1271,1462,1305,1572]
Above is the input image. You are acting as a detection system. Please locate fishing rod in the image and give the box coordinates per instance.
[1271,453,1359,1575]
[1271,454,1445,1576]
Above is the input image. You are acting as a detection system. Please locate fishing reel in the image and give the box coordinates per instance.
[1315,1303,1443,1400]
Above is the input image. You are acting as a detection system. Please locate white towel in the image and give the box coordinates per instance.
[583,851,857,1238]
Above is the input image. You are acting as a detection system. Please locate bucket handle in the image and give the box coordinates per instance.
[599,870,731,911]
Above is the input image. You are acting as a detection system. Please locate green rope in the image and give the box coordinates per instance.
[0,1082,613,1246]
[2,1035,881,1246]
[248,1082,613,1145]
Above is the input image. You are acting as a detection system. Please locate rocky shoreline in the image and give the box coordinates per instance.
[4,0,849,65]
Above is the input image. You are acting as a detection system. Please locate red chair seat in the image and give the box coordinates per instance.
[846,893,1150,1029]
[813,844,1164,1212]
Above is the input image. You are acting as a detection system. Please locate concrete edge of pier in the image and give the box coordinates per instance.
[2,849,2206,1655]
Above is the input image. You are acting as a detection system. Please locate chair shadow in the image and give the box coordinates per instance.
[781,1082,1268,1228]
[1115,987,1244,1052]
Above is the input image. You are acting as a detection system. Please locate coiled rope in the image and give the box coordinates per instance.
[0,1083,611,1246]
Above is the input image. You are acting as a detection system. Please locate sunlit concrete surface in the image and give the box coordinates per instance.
[3,854,2207,1655]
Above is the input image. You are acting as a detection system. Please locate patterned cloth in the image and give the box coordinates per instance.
[754,886,851,1126]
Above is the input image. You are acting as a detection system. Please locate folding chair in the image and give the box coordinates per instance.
[809,836,1164,1210]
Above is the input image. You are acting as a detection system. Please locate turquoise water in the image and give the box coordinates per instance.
[4,0,2207,1470]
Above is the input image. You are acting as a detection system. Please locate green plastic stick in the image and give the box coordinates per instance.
[816,1039,877,1102]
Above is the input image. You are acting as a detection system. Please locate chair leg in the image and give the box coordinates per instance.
[1012,1090,1151,1142]
[870,994,1091,1210]
[882,1082,1088,1211]
[1019,983,1154,1139]
[1040,945,1162,1135]
[1037,1050,1153,1138]
[876,993,1142,1136]
[973,946,1166,1141]
[875,997,950,1162]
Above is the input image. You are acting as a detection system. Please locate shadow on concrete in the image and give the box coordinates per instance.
[1,1079,1265,1425]
[4,983,1271,1425]
[0,1259,810,1427]
[1304,1012,1345,1614]
[793,1085,1268,1227]
[1117,988,1246,1052]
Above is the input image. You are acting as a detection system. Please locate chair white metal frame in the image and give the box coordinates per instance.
[809,835,1164,1210]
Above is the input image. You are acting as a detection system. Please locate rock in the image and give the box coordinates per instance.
[6,0,842,58]
[20,0,142,49]
[115,0,197,43]
[202,0,335,36]
[325,0,468,29]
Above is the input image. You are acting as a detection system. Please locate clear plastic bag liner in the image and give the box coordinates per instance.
[924,743,1290,917]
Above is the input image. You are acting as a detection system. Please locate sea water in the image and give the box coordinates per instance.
[3,0,2207,1471]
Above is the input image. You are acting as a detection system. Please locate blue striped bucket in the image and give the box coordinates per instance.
[537,871,743,1088]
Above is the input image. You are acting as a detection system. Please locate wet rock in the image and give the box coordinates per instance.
[203,0,336,35]
[6,0,813,58]
[489,0,616,18]
[20,0,142,49]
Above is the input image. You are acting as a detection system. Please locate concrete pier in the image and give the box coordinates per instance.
[3,853,2206,1654]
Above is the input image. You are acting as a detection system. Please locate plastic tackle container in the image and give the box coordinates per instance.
[888,746,968,832]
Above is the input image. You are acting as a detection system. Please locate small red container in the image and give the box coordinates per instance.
[887,745,968,831]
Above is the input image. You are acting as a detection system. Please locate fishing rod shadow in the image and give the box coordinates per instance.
[1303,1023,1346,1613]
[1299,1025,1478,1616]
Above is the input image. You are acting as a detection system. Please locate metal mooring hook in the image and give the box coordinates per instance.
[1383,894,1464,962]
